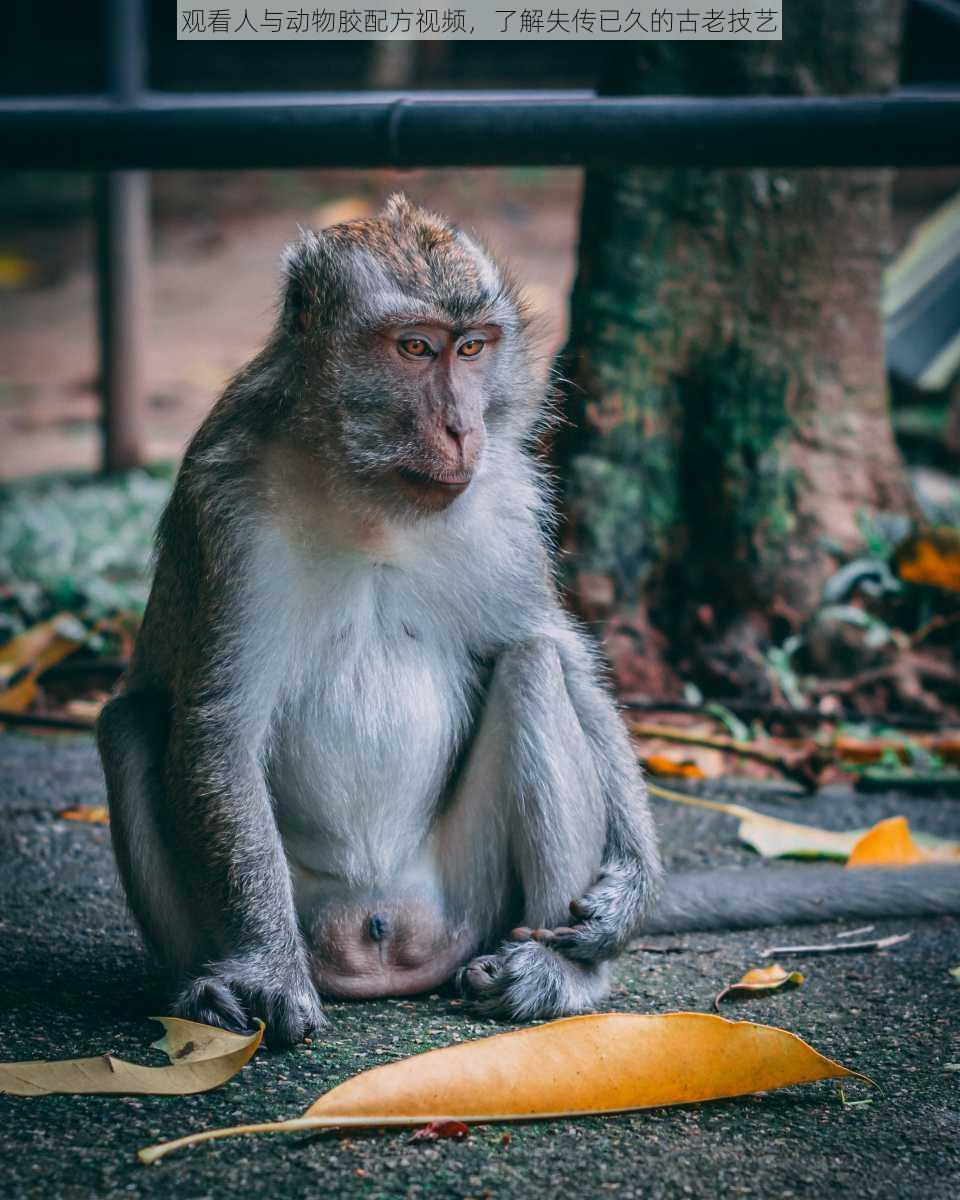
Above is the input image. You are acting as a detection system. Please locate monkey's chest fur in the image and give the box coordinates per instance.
[257,516,493,994]
[268,598,478,887]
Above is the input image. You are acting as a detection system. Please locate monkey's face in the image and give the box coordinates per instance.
[361,319,501,513]
[281,194,541,515]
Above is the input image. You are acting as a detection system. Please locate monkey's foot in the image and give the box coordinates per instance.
[456,941,609,1021]
[511,864,647,966]
[172,955,327,1049]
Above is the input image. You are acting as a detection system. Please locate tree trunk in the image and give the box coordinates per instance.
[558,0,914,699]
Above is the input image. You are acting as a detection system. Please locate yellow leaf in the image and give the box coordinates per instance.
[894,528,960,592]
[0,1018,262,1097]
[714,964,804,1010]
[138,1012,870,1163]
[0,615,85,714]
[846,816,929,868]
[58,805,110,825]
[644,754,706,780]
[645,782,960,861]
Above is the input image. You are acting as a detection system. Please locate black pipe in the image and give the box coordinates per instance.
[1,91,959,169]
[95,0,150,471]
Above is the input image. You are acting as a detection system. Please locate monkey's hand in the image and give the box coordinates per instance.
[456,940,610,1021]
[172,950,326,1049]
[458,864,649,1021]
[523,862,650,964]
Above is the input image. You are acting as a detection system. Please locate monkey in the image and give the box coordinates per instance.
[97,194,663,1047]
[97,195,960,1049]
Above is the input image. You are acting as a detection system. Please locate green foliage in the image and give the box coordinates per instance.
[0,468,173,638]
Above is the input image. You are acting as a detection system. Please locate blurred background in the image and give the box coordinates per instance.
[2,0,960,790]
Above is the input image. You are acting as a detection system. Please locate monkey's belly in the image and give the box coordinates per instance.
[268,637,473,885]
[295,878,476,998]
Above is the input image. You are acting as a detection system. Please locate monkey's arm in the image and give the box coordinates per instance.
[110,486,325,1046]
[159,637,325,1045]
[552,621,662,884]
[516,619,664,958]
[641,863,960,933]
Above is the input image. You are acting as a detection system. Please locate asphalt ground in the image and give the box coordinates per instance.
[1,731,958,1200]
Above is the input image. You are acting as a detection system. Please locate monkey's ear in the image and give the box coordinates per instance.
[280,232,323,335]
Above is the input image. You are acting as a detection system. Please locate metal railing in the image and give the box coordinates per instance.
[3,0,959,469]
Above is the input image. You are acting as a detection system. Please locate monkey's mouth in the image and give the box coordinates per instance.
[396,466,473,497]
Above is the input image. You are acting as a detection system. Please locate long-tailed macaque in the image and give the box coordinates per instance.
[98,196,960,1048]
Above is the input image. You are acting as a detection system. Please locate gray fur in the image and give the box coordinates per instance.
[643,864,960,934]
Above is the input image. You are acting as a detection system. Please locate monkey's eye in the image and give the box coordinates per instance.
[399,337,432,358]
[458,339,484,358]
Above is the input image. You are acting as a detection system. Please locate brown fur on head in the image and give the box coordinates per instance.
[281,193,528,338]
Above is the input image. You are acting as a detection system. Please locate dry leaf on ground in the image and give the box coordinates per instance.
[57,804,110,825]
[643,755,707,780]
[139,1012,872,1163]
[0,615,85,714]
[894,528,960,592]
[646,783,960,861]
[846,815,930,868]
[0,1018,262,1097]
[834,734,960,767]
[713,964,804,1011]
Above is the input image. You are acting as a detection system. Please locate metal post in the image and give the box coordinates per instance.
[96,0,149,472]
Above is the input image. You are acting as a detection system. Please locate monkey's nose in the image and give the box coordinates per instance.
[444,423,467,450]
[441,423,480,466]
[367,913,390,942]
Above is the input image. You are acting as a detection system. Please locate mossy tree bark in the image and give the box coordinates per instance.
[558,1,914,698]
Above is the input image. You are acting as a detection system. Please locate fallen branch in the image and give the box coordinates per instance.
[761,933,912,957]
[629,722,830,790]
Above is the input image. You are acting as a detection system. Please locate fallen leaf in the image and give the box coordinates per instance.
[138,1012,872,1163]
[646,783,960,861]
[761,933,912,958]
[0,616,86,714]
[949,966,960,985]
[409,1119,470,1142]
[644,755,706,780]
[57,804,110,825]
[0,1018,262,1096]
[713,964,804,1010]
[894,528,960,592]
[834,733,960,767]
[846,816,929,868]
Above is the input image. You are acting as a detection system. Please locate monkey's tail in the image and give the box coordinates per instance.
[641,863,960,934]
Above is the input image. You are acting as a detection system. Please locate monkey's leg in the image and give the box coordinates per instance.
[448,637,658,1020]
[101,687,325,1047]
[159,713,326,1047]
[98,690,200,969]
